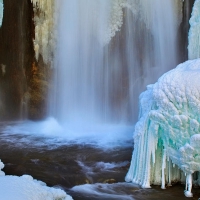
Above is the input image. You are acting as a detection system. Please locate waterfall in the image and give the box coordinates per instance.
[50,0,182,127]
[51,0,112,125]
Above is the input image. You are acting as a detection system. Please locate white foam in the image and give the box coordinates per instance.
[95,161,129,171]
[71,182,136,200]
[2,117,133,148]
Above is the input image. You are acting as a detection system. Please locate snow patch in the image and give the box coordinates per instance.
[0,160,73,200]
[71,182,136,200]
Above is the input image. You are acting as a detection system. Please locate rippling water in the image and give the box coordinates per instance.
[0,121,199,199]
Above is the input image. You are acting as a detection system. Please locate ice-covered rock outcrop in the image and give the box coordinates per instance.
[0,159,73,200]
[31,0,56,64]
[0,0,3,27]
[125,59,200,197]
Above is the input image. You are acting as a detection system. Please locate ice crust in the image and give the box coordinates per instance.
[125,59,200,197]
[0,0,3,27]
[0,159,73,200]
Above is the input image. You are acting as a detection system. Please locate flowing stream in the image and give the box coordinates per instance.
[0,123,200,199]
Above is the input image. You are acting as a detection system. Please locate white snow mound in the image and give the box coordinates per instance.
[0,160,73,200]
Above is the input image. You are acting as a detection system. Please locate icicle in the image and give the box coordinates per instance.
[161,148,166,189]
[184,173,193,197]
[168,159,172,186]
[0,0,3,27]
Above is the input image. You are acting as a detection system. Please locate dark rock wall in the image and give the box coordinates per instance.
[0,0,34,120]
[0,0,50,121]
[28,57,51,120]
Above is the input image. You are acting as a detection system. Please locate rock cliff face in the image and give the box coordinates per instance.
[0,0,34,120]
[0,0,50,120]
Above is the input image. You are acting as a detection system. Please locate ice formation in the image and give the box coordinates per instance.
[0,0,3,27]
[188,0,200,60]
[31,0,55,64]
[0,159,73,200]
[106,0,182,43]
[125,59,200,197]
[105,0,129,43]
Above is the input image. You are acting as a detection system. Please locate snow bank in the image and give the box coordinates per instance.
[0,0,3,27]
[0,160,73,200]
[125,59,200,197]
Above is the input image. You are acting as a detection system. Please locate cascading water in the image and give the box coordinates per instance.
[50,0,182,127]
[2,0,183,147]
[51,0,112,124]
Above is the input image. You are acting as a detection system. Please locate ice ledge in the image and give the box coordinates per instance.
[126,59,200,197]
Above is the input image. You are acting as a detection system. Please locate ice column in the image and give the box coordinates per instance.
[185,174,193,197]
[188,0,200,59]
[0,0,3,27]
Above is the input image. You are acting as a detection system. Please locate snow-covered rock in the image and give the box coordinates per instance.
[0,159,73,200]
[125,59,200,197]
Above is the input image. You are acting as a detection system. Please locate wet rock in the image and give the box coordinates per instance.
[103,178,117,184]
[85,179,91,184]
[0,0,35,120]
[27,61,51,120]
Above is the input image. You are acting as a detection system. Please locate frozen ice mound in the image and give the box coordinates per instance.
[126,59,200,197]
